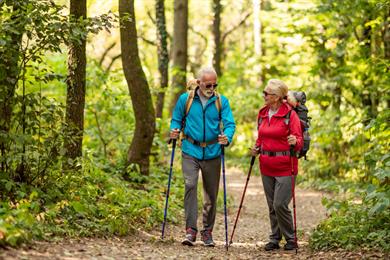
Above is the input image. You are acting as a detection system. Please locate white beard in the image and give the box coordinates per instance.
[201,89,214,98]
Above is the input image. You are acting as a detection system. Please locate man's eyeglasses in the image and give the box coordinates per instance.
[205,83,218,89]
[263,91,276,97]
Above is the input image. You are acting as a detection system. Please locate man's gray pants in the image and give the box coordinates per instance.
[261,174,295,244]
[182,152,221,232]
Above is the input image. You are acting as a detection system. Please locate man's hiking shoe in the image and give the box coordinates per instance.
[182,228,197,246]
[264,242,280,251]
[284,241,297,251]
[201,230,215,247]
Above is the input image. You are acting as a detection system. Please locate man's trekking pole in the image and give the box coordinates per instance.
[221,144,229,251]
[161,138,177,240]
[290,145,298,254]
[229,155,256,246]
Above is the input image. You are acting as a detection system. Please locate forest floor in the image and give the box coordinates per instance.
[0,167,387,259]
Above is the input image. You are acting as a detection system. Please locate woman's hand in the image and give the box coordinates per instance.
[250,146,260,156]
[287,135,297,146]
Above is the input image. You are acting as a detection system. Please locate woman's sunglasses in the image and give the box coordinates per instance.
[205,83,218,89]
[263,91,276,97]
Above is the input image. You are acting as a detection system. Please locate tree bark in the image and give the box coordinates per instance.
[253,0,261,56]
[0,0,23,173]
[361,23,378,118]
[212,0,222,76]
[119,0,156,176]
[384,8,390,60]
[384,8,390,109]
[64,0,87,167]
[169,0,188,115]
[155,0,169,119]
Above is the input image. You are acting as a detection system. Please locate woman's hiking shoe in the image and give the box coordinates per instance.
[182,228,197,246]
[264,242,280,251]
[284,241,297,251]
[201,230,215,247]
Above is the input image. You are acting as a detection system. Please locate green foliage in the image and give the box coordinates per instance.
[309,113,390,251]
[84,60,134,164]
[0,161,185,246]
[310,188,390,251]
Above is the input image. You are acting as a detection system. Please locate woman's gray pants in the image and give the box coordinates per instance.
[261,174,295,244]
[182,153,221,232]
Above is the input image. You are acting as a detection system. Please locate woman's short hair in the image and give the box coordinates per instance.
[266,79,288,99]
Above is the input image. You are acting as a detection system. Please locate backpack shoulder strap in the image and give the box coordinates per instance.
[214,92,222,120]
[185,90,196,116]
[257,117,262,130]
[284,110,292,134]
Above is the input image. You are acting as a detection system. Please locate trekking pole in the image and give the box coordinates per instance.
[290,145,298,254]
[229,155,256,246]
[221,144,229,251]
[161,138,177,240]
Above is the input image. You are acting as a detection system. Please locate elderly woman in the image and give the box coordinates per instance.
[251,79,303,251]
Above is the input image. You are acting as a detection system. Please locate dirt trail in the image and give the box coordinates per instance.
[0,167,384,259]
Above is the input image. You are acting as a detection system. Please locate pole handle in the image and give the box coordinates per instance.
[250,156,255,165]
[168,138,177,146]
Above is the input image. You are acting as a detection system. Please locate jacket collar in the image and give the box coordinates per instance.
[259,101,292,118]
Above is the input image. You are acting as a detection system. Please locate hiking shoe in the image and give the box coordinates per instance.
[264,242,280,251]
[201,230,215,247]
[284,241,297,251]
[182,228,197,246]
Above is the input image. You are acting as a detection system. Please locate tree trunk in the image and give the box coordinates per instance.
[384,8,390,60]
[384,9,390,109]
[169,0,188,115]
[212,0,222,76]
[119,0,156,176]
[361,23,378,118]
[64,0,87,167]
[155,0,169,119]
[253,0,261,56]
[0,0,23,174]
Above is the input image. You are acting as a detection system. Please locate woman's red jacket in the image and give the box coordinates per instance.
[255,102,303,177]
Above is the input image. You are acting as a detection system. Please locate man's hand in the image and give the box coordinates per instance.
[170,129,180,140]
[218,134,228,145]
[250,146,260,156]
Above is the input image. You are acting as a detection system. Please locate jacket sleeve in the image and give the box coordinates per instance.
[221,97,236,145]
[290,110,303,151]
[170,94,187,130]
[255,110,262,148]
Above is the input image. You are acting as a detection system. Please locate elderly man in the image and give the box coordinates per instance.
[170,67,236,247]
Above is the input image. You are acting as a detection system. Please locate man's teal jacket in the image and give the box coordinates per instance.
[170,90,236,160]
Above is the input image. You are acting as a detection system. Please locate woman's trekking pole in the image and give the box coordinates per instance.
[161,138,177,240]
[229,155,256,246]
[221,145,229,251]
[290,145,298,254]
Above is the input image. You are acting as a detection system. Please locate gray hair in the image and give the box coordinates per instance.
[197,67,217,80]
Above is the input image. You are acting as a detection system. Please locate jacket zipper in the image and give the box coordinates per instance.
[202,108,206,160]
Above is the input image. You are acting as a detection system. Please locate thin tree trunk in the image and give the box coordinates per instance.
[212,0,222,76]
[384,8,390,108]
[360,23,378,118]
[0,0,23,174]
[155,0,169,119]
[64,0,87,167]
[119,0,156,176]
[169,0,188,115]
[384,8,390,60]
[253,0,261,56]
